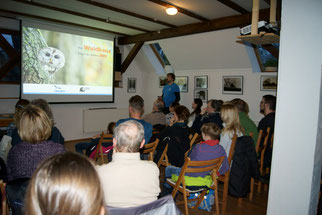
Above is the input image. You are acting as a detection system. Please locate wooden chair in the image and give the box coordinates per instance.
[166,156,225,215]
[184,133,200,159]
[142,139,159,161]
[93,132,113,165]
[0,181,9,215]
[157,144,170,167]
[217,134,238,213]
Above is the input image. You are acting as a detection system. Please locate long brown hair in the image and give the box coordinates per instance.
[25,152,105,215]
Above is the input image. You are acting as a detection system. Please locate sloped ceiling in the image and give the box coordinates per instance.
[157,28,251,71]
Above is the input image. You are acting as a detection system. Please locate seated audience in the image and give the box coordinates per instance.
[7,105,65,181]
[220,103,244,156]
[165,102,179,125]
[191,99,223,134]
[25,152,105,215]
[154,105,191,167]
[143,99,166,126]
[258,95,276,168]
[188,98,203,127]
[11,99,64,146]
[97,120,160,208]
[117,95,153,144]
[6,99,30,137]
[75,121,115,154]
[231,98,258,145]
[165,123,229,184]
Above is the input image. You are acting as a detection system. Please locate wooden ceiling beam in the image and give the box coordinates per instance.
[0,9,128,36]
[147,0,209,22]
[262,44,279,59]
[11,0,150,33]
[76,0,176,28]
[120,42,144,74]
[217,0,249,14]
[118,8,270,45]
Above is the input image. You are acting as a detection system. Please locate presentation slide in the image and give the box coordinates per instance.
[21,25,114,103]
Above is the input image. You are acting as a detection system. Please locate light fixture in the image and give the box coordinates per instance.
[166,7,178,15]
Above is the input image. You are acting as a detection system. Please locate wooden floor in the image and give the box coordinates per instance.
[65,140,268,215]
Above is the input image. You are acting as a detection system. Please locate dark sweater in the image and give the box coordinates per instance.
[7,141,65,181]
[191,112,223,134]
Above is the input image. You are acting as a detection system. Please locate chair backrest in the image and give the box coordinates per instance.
[259,127,271,172]
[94,132,113,164]
[189,133,199,148]
[157,144,169,167]
[106,194,181,215]
[255,130,263,154]
[142,139,159,161]
[227,134,238,166]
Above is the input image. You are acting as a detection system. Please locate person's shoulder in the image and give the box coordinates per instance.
[116,118,129,125]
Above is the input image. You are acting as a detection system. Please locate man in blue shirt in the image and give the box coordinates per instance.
[162,73,180,114]
[116,95,153,144]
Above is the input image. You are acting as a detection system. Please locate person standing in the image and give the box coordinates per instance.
[161,73,180,114]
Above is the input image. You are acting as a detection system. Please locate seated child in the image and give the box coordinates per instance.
[164,123,229,188]
[75,122,115,155]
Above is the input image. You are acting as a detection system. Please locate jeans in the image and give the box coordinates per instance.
[164,166,182,189]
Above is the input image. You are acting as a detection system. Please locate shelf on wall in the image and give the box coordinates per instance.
[237,33,279,45]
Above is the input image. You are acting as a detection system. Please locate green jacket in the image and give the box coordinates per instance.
[239,112,258,146]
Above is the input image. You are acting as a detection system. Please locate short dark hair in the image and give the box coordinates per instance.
[129,95,144,114]
[231,98,249,114]
[31,99,54,124]
[174,105,190,122]
[167,73,175,81]
[209,99,223,112]
[263,95,276,111]
[107,122,116,134]
[201,123,221,140]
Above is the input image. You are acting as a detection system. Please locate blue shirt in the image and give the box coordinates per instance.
[116,118,153,144]
[162,83,180,107]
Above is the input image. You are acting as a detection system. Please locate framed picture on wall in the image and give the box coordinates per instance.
[159,76,167,87]
[194,76,208,88]
[260,75,277,91]
[174,76,188,92]
[222,76,243,95]
[127,78,136,93]
[194,89,208,102]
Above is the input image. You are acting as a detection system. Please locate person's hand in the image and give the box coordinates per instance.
[201,107,207,115]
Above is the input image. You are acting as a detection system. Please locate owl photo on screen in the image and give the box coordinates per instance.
[38,47,65,77]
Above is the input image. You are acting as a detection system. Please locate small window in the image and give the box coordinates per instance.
[151,43,171,66]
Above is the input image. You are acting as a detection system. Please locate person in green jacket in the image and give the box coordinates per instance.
[231,99,259,146]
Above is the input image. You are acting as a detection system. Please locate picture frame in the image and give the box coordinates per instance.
[159,76,167,88]
[222,76,243,95]
[127,78,136,93]
[194,89,208,102]
[174,76,188,93]
[260,75,277,91]
[194,75,208,88]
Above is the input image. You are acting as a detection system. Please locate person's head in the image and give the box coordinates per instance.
[201,123,221,141]
[207,99,223,113]
[13,99,30,124]
[173,105,190,123]
[191,98,203,116]
[231,98,249,114]
[153,99,164,112]
[25,152,105,215]
[166,73,175,84]
[129,95,144,117]
[107,122,116,134]
[220,103,244,135]
[113,120,145,153]
[31,99,54,124]
[260,95,276,115]
[18,105,52,144]
[169,102,180,113]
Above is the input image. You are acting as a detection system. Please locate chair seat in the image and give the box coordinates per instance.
[166,178,213,193]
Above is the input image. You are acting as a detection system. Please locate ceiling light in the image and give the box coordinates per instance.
[166,7,178,15]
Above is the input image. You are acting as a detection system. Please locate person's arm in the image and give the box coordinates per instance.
[174,92,180,104]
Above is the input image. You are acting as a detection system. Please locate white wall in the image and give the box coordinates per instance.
[144,68,276,125]
[267,0,322,214]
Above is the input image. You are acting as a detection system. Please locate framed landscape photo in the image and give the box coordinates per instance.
[159,76,167,87]
[127,78,136,93]
[222,76,243,95]
[194,89,208,102]
[174,76,188,93]
[261,75,277,91]
[194,76,208,88]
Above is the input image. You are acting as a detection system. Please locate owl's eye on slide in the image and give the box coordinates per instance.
[46,52,50,57]
[54,55,60,59]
